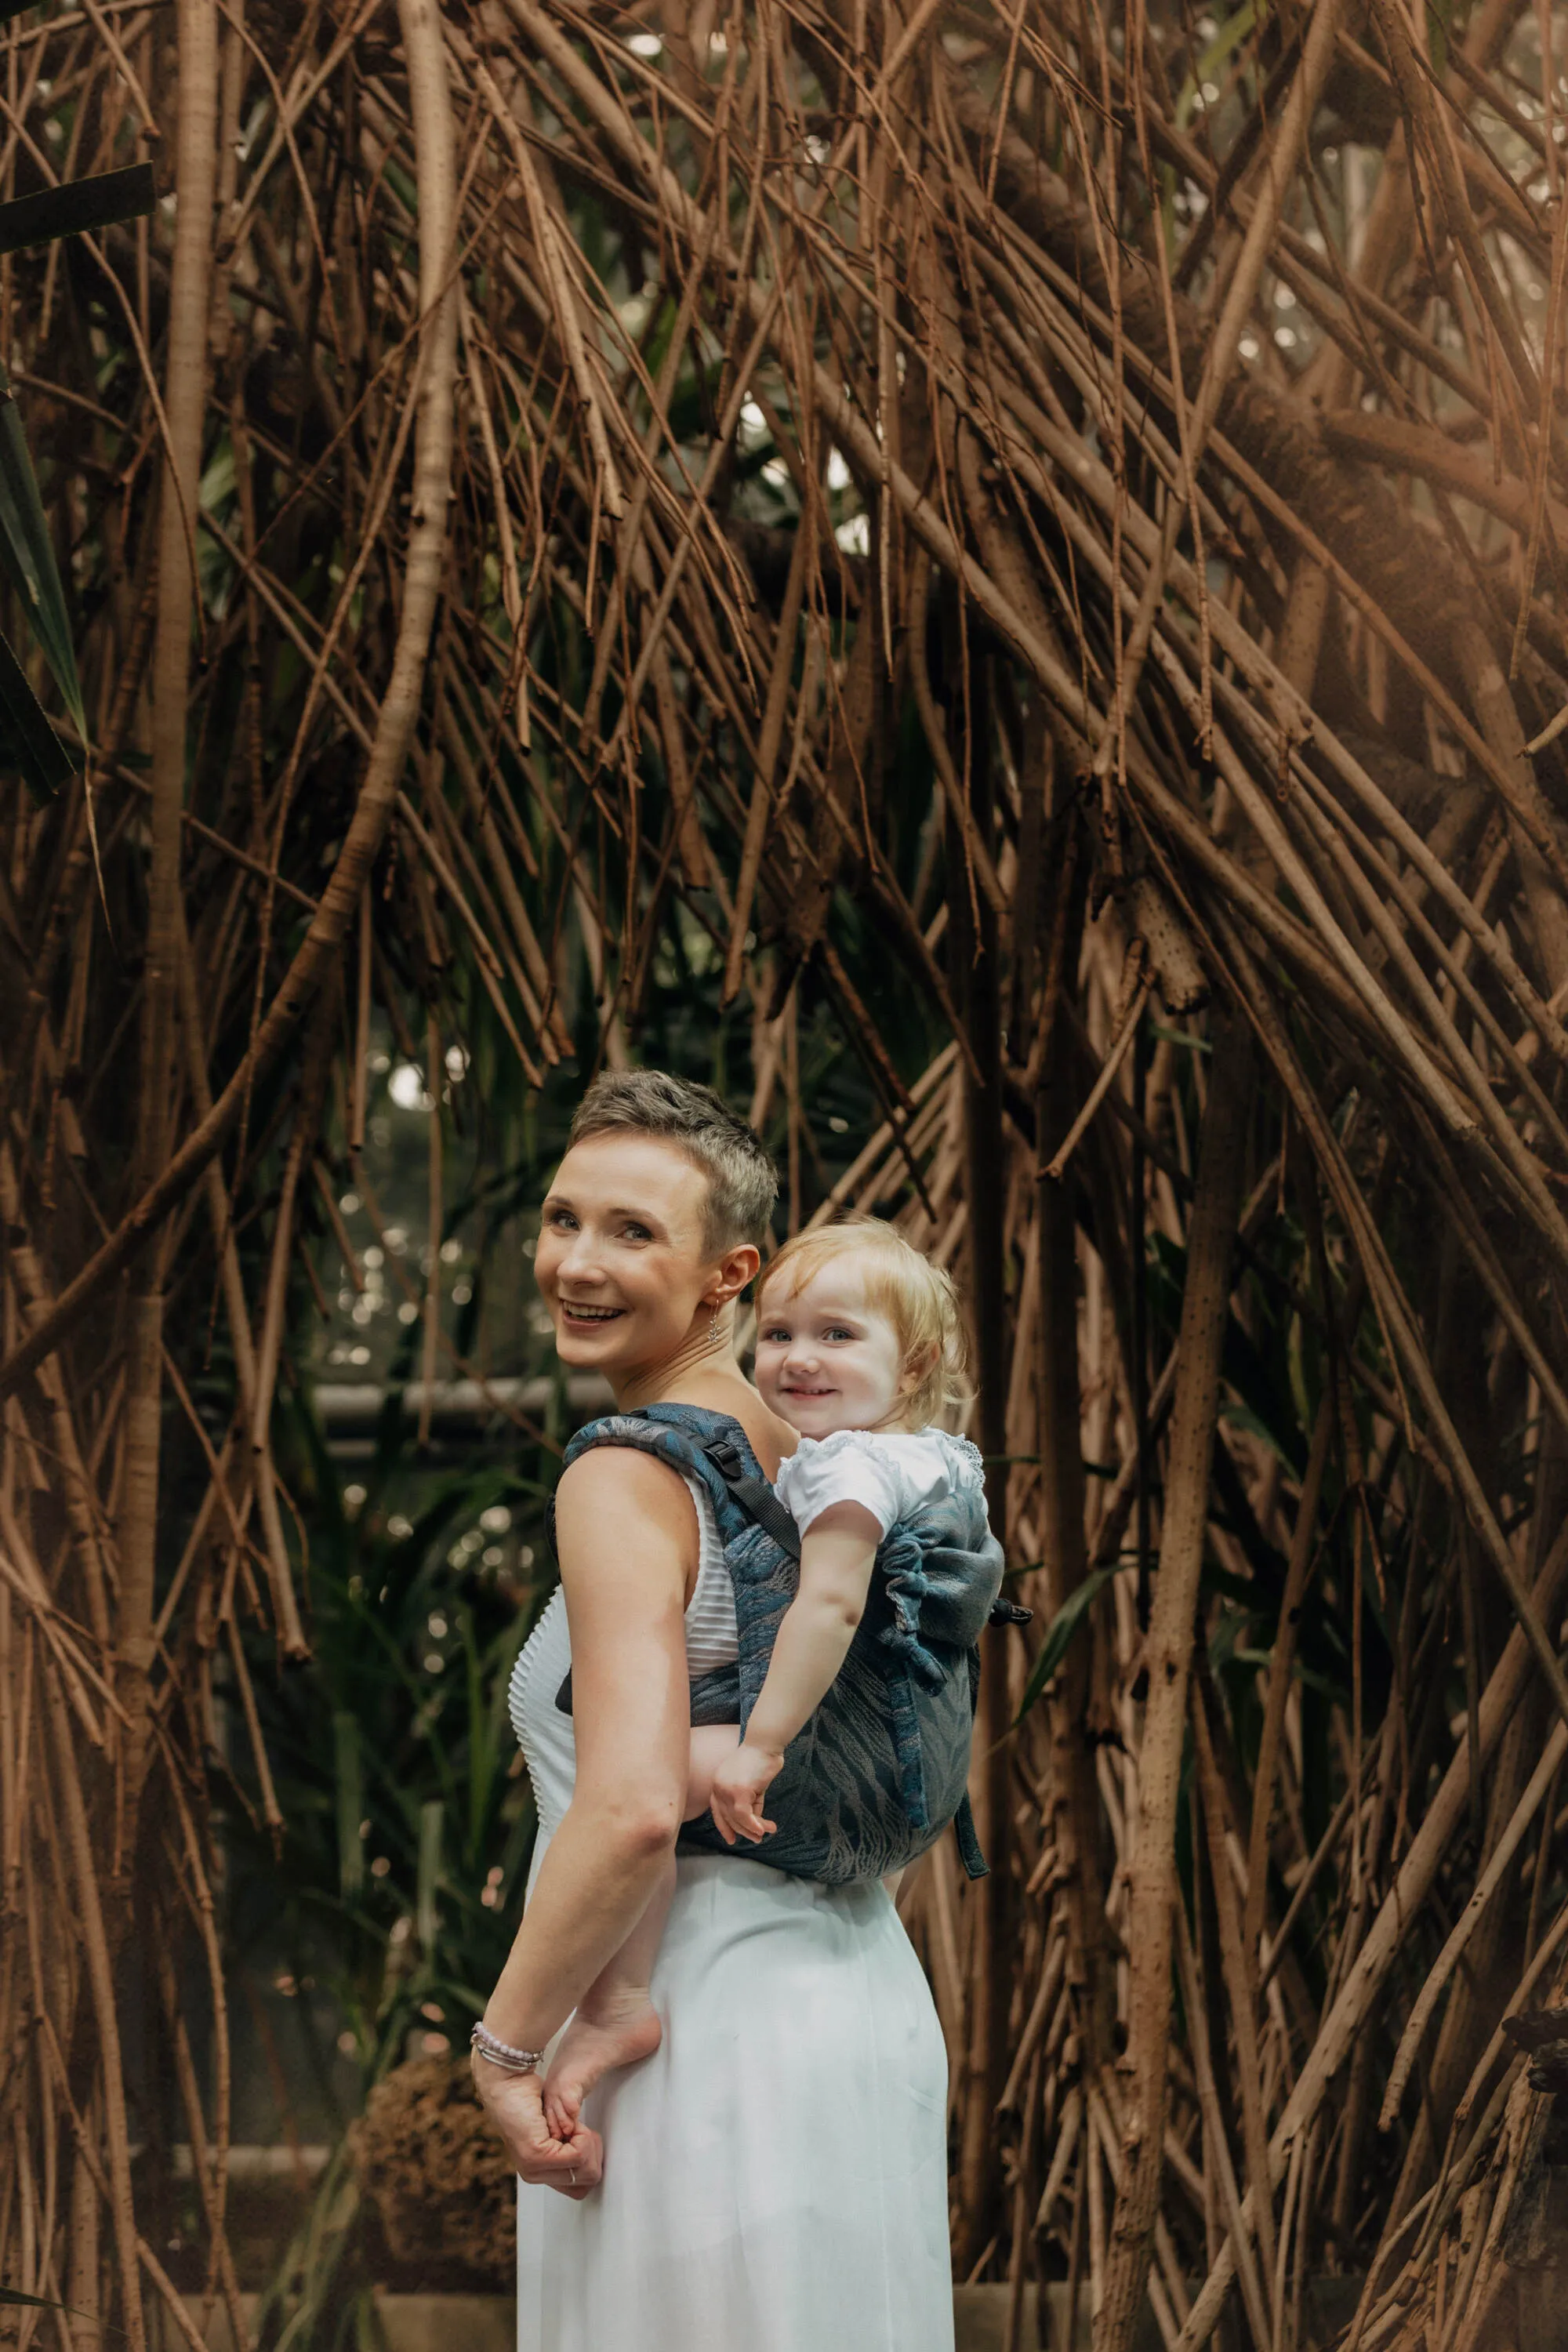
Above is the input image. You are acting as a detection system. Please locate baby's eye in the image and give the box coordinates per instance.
[823,1326,856,1343]
[760,1325,791,1344]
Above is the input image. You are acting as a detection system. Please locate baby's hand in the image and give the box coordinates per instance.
[708,1740,785,1846]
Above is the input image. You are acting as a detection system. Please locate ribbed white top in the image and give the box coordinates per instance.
[681,1476,739,1672]
[509,1477,737,1845]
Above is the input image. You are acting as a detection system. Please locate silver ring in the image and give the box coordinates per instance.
[568,2169,577,2186]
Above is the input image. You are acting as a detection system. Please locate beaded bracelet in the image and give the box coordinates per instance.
[470,2022,546,2074]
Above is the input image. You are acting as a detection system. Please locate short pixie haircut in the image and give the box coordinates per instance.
[568,1069,779,1254]
[757,1216,972,1428]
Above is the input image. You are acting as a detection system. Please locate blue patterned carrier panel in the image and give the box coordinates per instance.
[557,1405,1011,1885]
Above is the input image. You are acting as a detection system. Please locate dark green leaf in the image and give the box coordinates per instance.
[0,360,87,742]
[0,163,158,257]
[0,626,74,801]
[334,1710,365,1902]
[1014,1563,1118,1726]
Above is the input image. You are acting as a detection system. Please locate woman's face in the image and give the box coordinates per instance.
[535,1133,729,1377]
[753,1262,909,1440]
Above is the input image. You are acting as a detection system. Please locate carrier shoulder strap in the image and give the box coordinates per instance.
[698,1428,801,1562]
[547,1408,793,1718]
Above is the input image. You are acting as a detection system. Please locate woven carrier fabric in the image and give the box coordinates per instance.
[559,1403,1006,1886]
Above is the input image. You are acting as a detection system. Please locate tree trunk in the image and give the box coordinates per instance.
[952,654,1014,2274]
[1096,1015,1253,2352]
[116,0,219,1872]
[1034,818,1115,2071]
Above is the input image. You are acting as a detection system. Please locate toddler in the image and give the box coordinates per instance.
[542,1216,982,2139]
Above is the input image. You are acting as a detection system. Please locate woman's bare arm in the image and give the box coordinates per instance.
[484,1449,694,2045]
[474,1450,694,2184]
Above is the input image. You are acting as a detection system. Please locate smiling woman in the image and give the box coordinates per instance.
[469,1072,959,2352]
[535,1135,753,1381]
[534,1071,776,1388]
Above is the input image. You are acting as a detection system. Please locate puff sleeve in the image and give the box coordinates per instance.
[774,1431,907,1537]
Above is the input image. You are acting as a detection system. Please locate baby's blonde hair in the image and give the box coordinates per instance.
[756,1216,973,1428]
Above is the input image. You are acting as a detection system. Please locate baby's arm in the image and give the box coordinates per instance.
[708,1501,880,1846]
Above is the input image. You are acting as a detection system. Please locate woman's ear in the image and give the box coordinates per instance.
[710,1241,761,1309]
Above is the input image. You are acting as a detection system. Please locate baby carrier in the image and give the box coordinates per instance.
[550,1403,1022,1886]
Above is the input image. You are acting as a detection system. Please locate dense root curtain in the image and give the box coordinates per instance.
[4,3,1568,2347]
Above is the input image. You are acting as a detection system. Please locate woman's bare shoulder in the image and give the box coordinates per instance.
[554,1446,700,1608]
[553,1446,701,1569]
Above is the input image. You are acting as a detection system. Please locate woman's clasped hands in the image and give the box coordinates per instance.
[470,2053,602,2199]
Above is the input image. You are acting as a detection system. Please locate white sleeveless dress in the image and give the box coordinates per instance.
[508,1475,956,2352]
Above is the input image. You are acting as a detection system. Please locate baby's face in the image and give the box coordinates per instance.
[753,1264,908,1441]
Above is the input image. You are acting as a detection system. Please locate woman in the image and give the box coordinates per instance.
[472,1070,955,2352]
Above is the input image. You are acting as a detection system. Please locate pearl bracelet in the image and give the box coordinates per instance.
[470,2022,546,2074]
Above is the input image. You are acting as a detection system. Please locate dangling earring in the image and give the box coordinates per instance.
[709,1302,720,1348]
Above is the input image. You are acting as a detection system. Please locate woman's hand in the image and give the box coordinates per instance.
[471,2057,602,2198]
[708,1739,785,1846]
